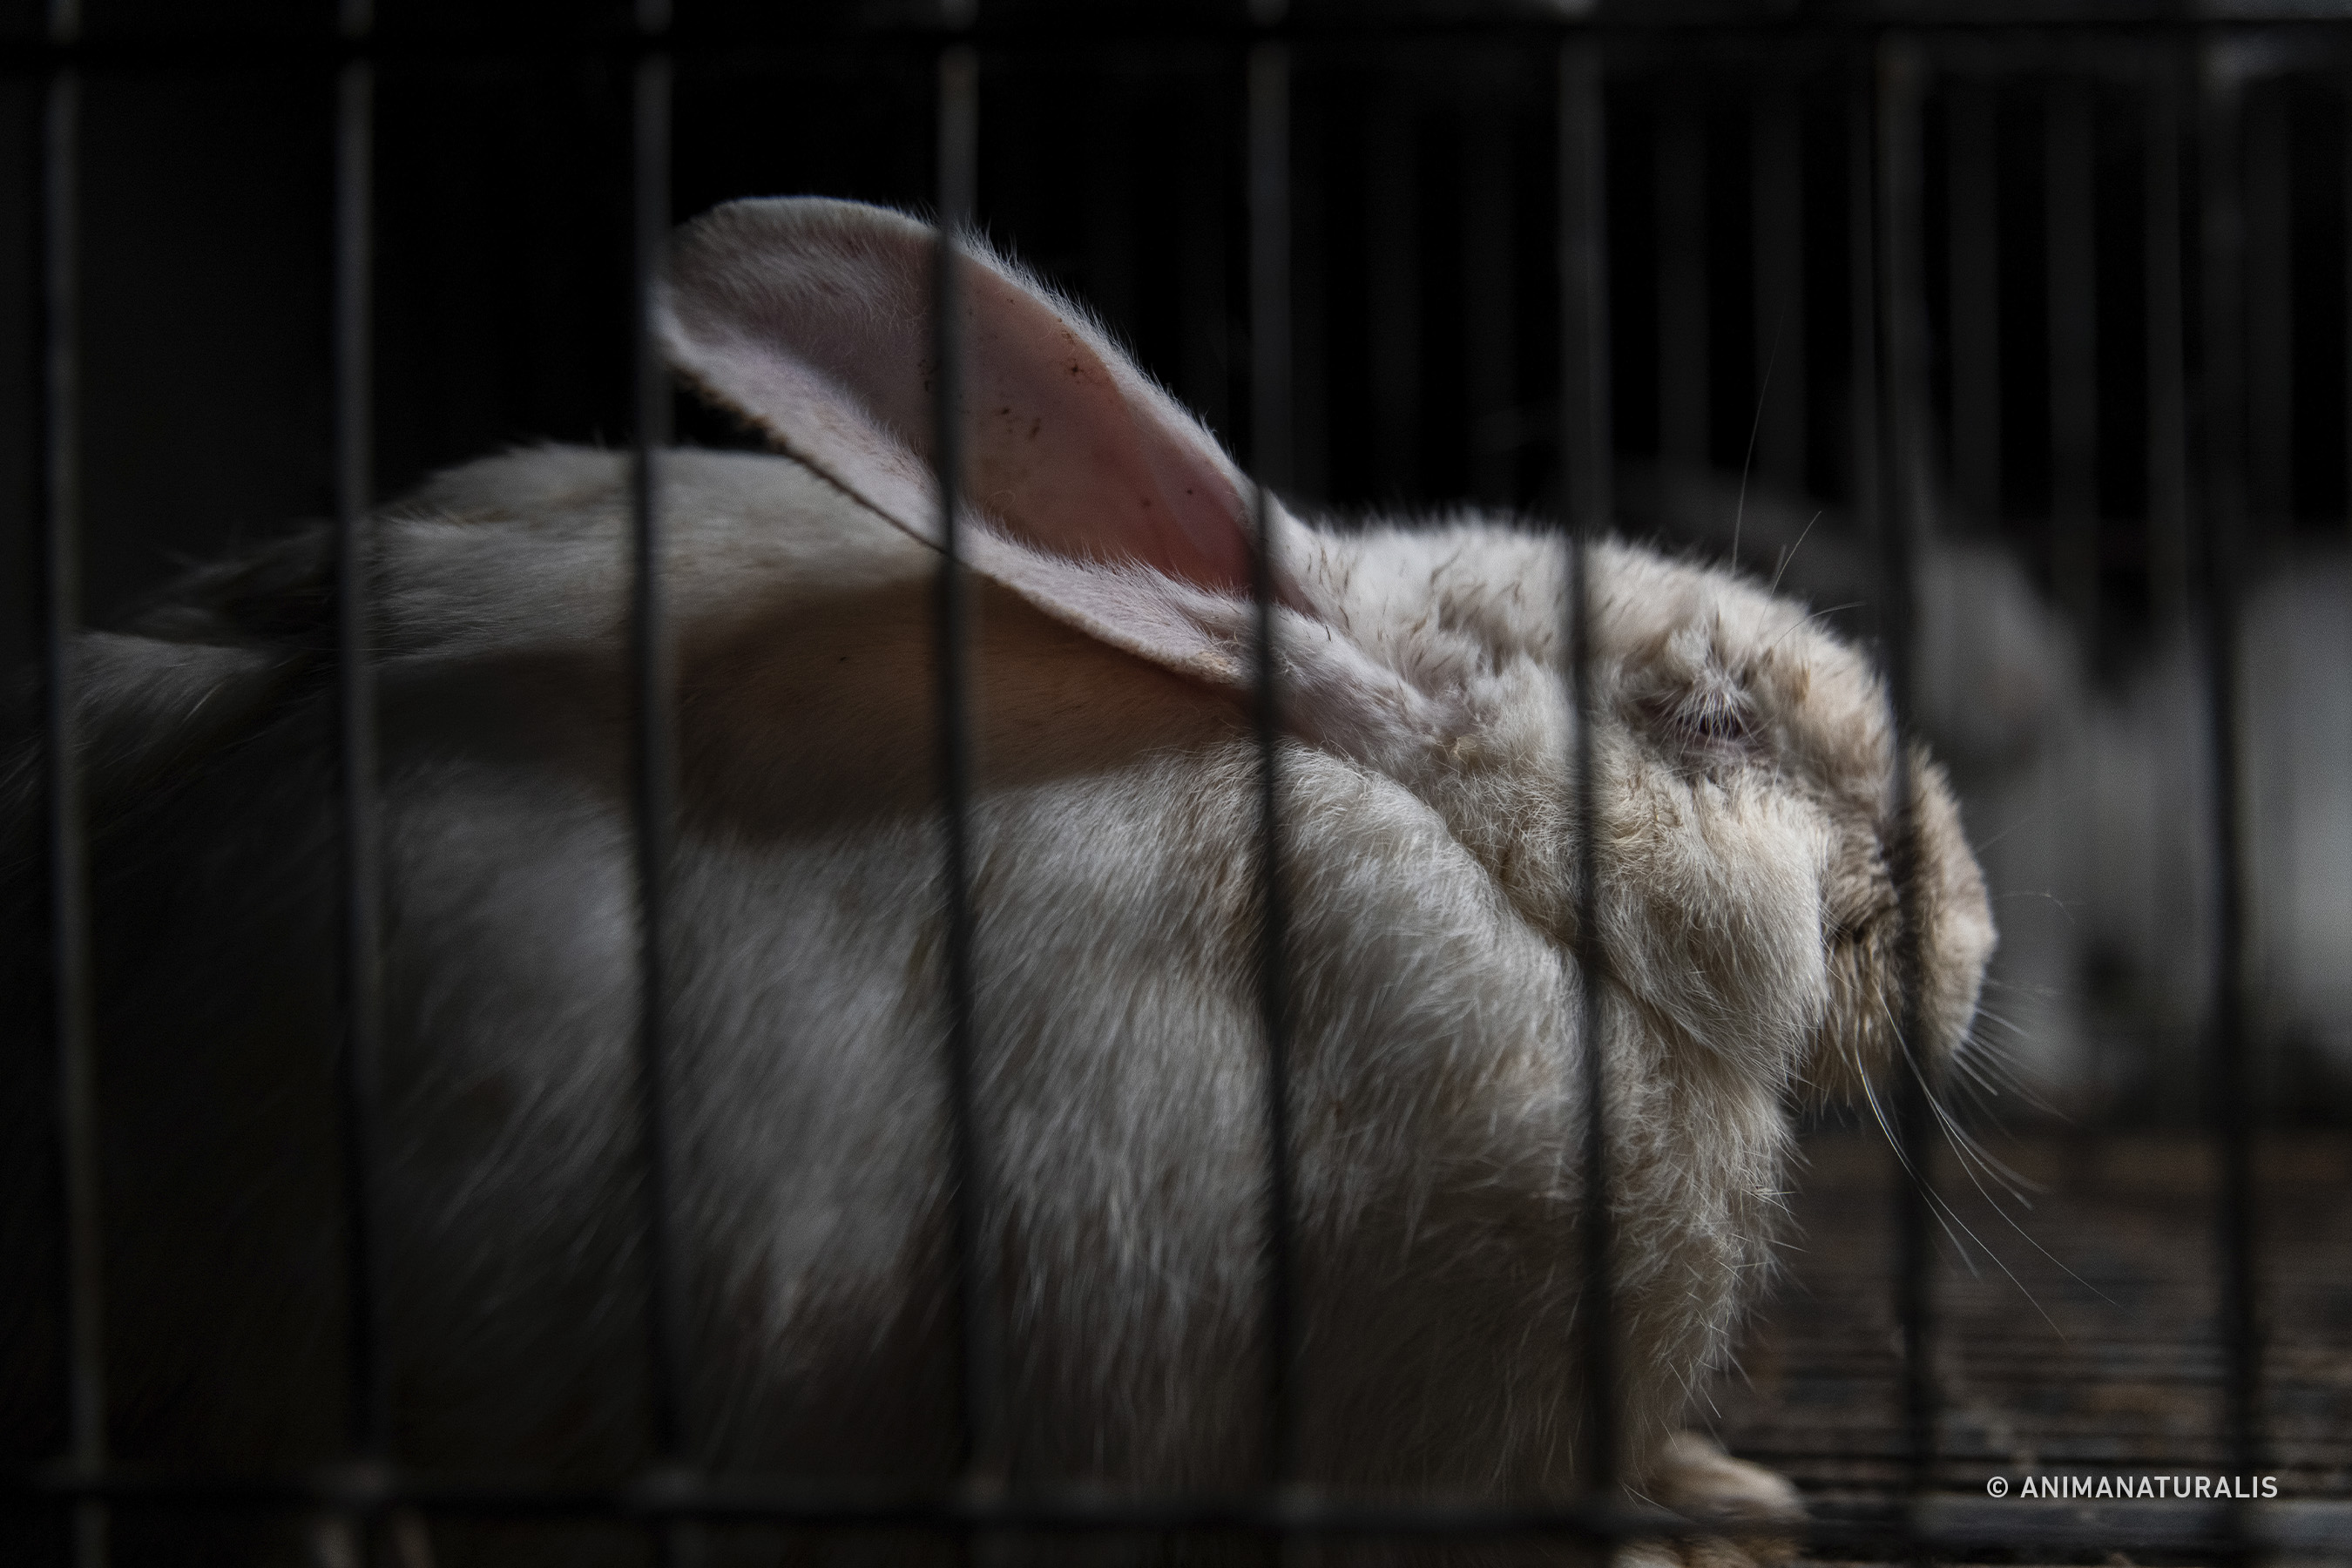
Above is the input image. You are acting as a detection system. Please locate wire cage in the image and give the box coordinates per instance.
[3,0,2349,1564]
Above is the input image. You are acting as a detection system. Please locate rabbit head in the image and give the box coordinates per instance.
[658,196,1995,1115]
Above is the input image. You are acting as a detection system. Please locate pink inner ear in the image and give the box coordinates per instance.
[659,198,1255,598]
[956,264,1254,594]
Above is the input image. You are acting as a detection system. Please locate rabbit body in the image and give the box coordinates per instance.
[1,200,1995,1565]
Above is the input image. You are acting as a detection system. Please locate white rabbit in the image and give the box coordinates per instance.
[0,198,1994,1566]
[1633,458,2352,1119]
[2004,548,2352,1113]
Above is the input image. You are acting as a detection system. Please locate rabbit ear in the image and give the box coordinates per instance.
[658,197,1449,762]
[662,198,1259,615]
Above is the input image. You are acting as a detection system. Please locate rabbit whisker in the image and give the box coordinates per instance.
[1962,779,2102,855]
[1881,1000,2114,1317]
[1855,1064,1997,1281]
[1946,1042,2012,1103]
[1975,974,2066,1004]
[1955,1036,2062,1118]
[1763,601,1863,659]
[1958,1029,2043,1096]
[1955,1008,2051,1077]
[1990,889,2081,929]
[1885,1010,2028,1180]
[1731,315,1781,570]
[1879,1074,2063,1312]
[1767,510,1822,598]
[1954,1004,2034,1053]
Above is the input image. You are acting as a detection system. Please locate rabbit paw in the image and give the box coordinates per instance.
[1615,1431,1807,1568]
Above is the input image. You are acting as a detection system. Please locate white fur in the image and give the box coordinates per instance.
[0,201,1995,1566]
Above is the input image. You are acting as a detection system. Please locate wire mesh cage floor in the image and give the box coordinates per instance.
[1714,1131,2352,1497]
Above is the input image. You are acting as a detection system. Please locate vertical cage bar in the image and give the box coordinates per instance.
[629,1,687,1484]
[1292,74,1329,507]
[2345,79,2352,529]
[1947,83,2000,521]
[39,3,105,1563]
[1657,100,1709,470]
[1752,84,1807,497]
[1463,100,1517,509]
[1080,69,1138,346]
[330,0,389,1475]
[2146,71,2190,629]
[1849,75,1880,530]
[1178,101,1232,442]
[2193,41,2264,1502]
[1560,45,1613,539]
[1245,29,1301,1497]
[931,37,1001,1504]
[2244,91,2294,531]
[2143,61,2196,1130]
[1365,75,1419,501]
[1558,37,1616,1504]
[2046,84,2100,636]
[1870,34,1941,1517]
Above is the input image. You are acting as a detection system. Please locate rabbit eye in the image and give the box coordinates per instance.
[1637,686,1759,764]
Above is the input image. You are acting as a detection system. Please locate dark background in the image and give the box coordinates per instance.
[12,3,2351,661]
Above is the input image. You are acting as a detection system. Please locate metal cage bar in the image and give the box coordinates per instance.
[929,29,1002,1521]
[1752,84,1808,496]
[1462,98,1517,509]
[2193,35,2267,1523]
[1868,31,1944,1516]
[18,1463,2352,1551]
[319,10,396,1568]
[1658,98,1710,470]
[1245,24,1303,1506]
[2045,78,2100,632]
[2146,63,2190,626]
[38,3,104,1566]
[1363,71,1420,502]
[628,0,690,1531]
[328,0,388,1484]
[1557,36,1618,1504]
[2243,84,2295,530]
[1947,79,2001,518]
